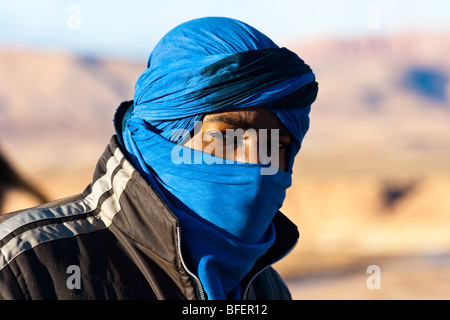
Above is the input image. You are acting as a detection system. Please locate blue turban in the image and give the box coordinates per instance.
[115,17,318,300]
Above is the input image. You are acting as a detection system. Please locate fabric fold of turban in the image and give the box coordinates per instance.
[134,47,318,119]
[127,17,318,148]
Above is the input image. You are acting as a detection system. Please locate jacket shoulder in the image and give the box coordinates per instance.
[0,193,84,222]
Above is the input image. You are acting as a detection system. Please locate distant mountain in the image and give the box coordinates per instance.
[0,49,143,171]
[291,31,450,168]
[0,31,449,176]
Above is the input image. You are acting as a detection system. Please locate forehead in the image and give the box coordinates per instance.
[203,107,290,134]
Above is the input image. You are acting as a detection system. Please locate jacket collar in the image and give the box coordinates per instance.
[101,101,299,298]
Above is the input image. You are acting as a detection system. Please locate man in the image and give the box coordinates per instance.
[0,17,318,300]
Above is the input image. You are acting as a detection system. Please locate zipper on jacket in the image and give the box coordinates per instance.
[242,237,299,300]
[176,227,206,300]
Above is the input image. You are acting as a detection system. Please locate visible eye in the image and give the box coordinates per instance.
[203,129,223,141]
[278,141,289,150]
[266,137,290,157]
[225,132,245,150]
[278,135,292,150]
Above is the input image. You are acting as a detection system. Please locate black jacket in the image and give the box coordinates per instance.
[0,136,298,300]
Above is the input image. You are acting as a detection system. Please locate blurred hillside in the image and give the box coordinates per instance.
[279,32,450,299]
[1,31,449,299]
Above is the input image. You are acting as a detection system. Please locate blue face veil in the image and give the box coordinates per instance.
[115,17,318,300]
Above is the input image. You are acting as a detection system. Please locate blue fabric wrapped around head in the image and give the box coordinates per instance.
[131,16,317,171]
[117,16,318,300]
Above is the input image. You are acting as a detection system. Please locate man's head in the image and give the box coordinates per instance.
[115,16,318,239]
[126,16,317,175]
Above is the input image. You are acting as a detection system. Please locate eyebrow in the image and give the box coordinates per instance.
[205,115,291,137]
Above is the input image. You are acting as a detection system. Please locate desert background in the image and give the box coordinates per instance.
[1,1,449,300]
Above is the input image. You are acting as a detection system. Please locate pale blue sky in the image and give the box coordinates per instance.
[1,0,449,60]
